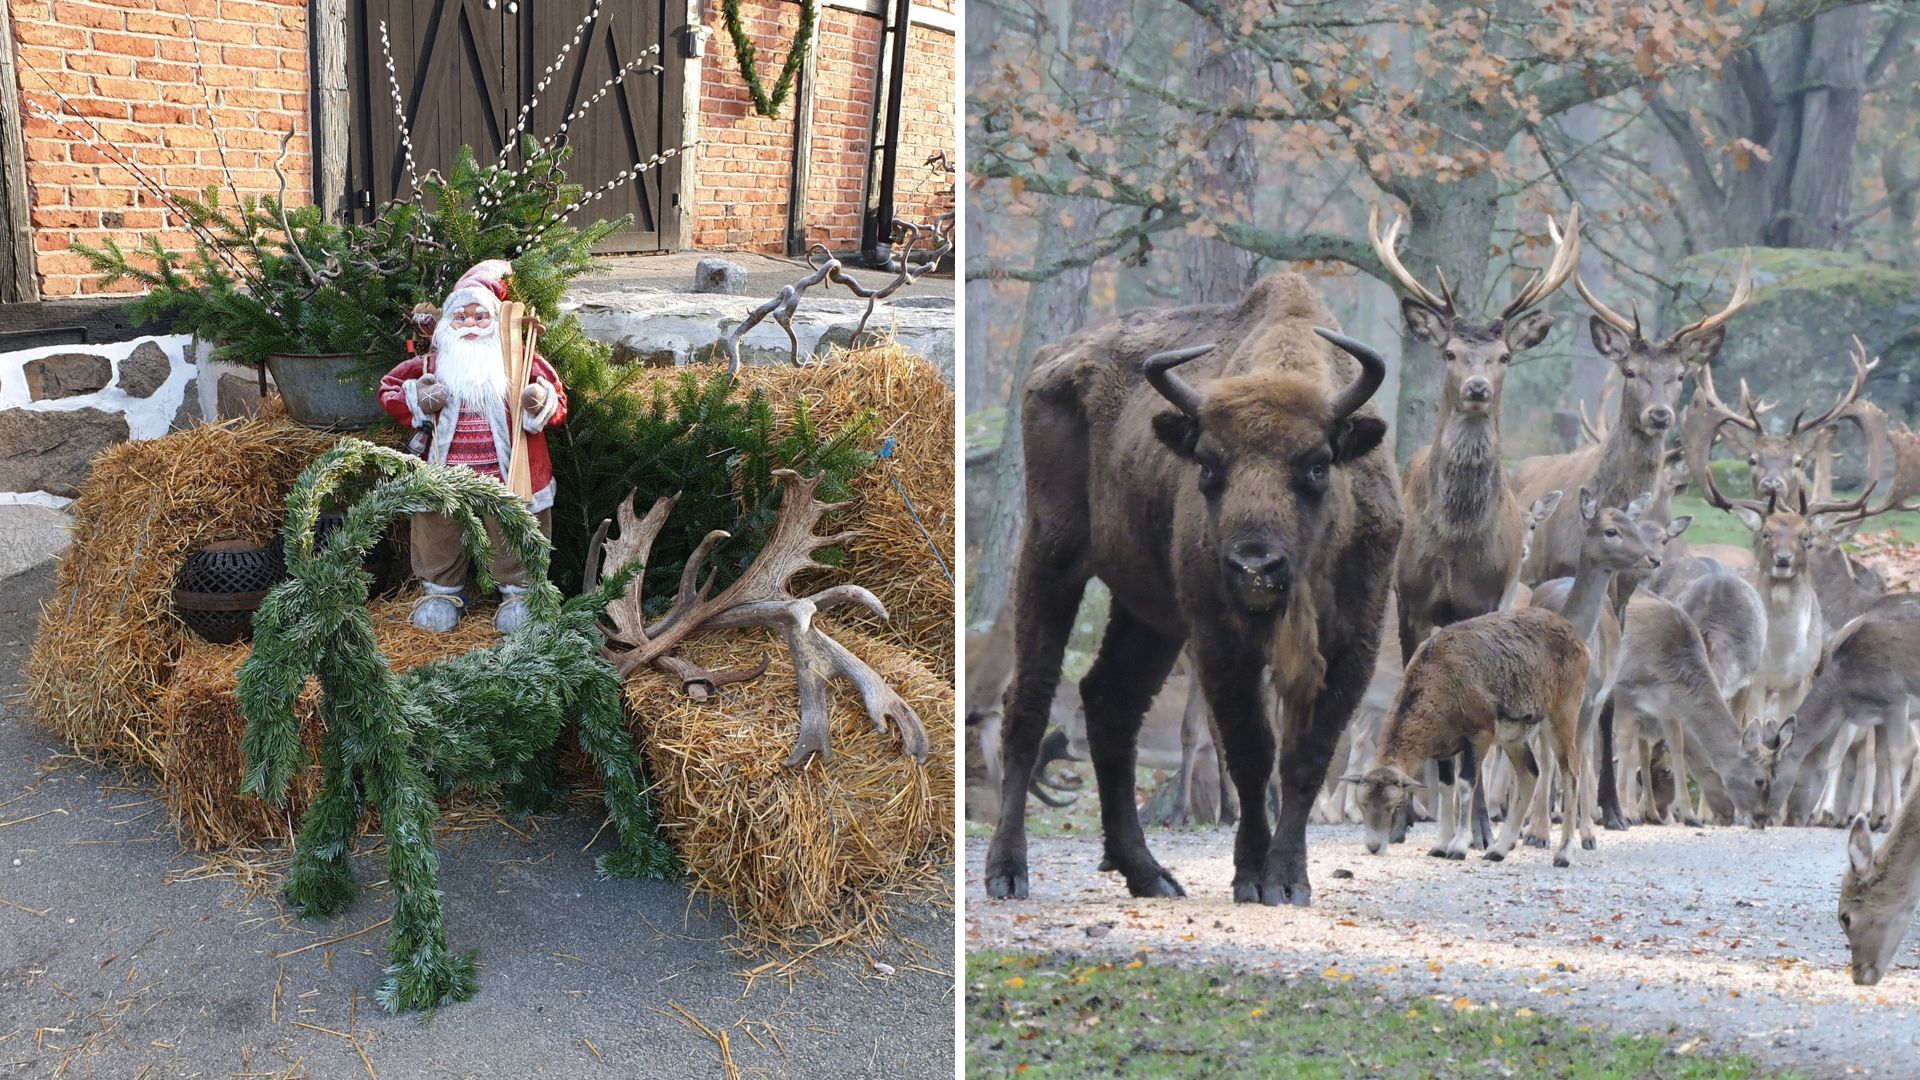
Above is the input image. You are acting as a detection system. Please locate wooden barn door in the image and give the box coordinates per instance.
[349,0,682,252]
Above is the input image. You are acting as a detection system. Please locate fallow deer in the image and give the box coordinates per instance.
[1764,609,1920,829]
[1609,569,1782,828]
[1521,489,1660,853]
[1841,797,1920,986]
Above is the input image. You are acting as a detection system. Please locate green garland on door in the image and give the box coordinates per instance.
[723,0,816,118]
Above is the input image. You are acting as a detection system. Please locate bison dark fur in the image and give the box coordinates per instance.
[982,274,1402,908]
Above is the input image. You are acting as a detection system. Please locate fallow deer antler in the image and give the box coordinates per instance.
[589,470,930,768]
[1685,399,1774,521]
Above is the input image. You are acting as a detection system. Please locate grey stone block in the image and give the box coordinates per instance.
[216,372,264,420]
[170,376,202,430]
[117,340,172,399]
[692,257,747,295]
[23,352,111,401]
[0,407,130,496]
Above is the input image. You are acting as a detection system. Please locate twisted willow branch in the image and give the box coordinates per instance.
[721,212,953,376]
[238,440,673,1012]
[722,0,816,118]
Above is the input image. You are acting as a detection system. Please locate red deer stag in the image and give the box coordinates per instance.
[982,274,1401,908]
[1370,205,1580,664]
[1513,250,1751,586]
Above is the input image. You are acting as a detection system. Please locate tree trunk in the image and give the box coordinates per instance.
[1779,6,1869,248]
[1392,169,1498,460]
[964,0,1134,629]
[1180,33,1258,304]
[962,0,999,411]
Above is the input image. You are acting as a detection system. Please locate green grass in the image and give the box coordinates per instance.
[968,953,1799,1079]
[1669,493,1920,550]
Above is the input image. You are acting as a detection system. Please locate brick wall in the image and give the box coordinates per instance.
[9,0,950,295]
[695,0,954,253]
[12,0,314,298]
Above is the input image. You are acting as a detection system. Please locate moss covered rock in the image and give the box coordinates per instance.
[1670,248,1920,424]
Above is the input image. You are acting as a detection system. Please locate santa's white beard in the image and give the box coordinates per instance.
[432,323,508,406]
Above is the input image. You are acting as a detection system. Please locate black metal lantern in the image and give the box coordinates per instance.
[171,539,287,644]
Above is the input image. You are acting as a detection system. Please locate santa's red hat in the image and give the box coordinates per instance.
[451,259,512,302]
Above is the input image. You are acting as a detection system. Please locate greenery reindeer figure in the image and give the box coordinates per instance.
[237,439,677,1012]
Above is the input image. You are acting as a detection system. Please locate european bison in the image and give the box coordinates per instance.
[982,274,1402,907]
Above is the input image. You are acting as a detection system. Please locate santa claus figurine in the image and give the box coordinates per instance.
[379,260,567,634]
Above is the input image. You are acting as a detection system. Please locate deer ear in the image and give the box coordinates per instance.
[1627,491,1654,519]
[1338,773,1368,785]
[1676,326,1727,368]
[1733,507,1765,532]
[1590,316,1633,363]
[1402,297,1450,346]
[1332,415,1388,464]
[1505,310,1554,352]
[1666,515,1694,540]
[1532,490,1564,521]
[1578,486,1599,522]
[1152,410,1201,460]
[1772,716,1796,754]
[1848,815,1877,878]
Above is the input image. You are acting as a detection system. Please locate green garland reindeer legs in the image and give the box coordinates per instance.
[238,440,676,1012]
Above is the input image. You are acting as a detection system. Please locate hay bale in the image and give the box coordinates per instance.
[626,620,953,952]
[24,416,348,764]
[153,598,500,850]
[630,343,955,674]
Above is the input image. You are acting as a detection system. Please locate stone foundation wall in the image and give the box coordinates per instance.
[0,334,199,501]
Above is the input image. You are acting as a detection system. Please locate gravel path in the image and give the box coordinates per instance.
[1,563,955,1078]
[965,825,1920,1078]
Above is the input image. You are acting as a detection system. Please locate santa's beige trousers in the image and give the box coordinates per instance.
[411,508,552,590]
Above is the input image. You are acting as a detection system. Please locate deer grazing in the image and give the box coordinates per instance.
[1765,610,1920,830]
[1840,802,1920,986]
[984,273,1401,908]
[1353,606,1588,866]
[1370,205,1580,664]
[1609,570,1783,828]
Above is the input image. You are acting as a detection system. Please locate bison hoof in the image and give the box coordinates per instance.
[1580,837,1596,851]
[1552,854,1570,868]
[1097,856,1115,872]
[984,869,1029,900]
[1481,850,1506,862]
[1128,870,1184,899]
[1601,810,1631,832]
[1523,836,1548,849]
[1284,881,1312,907]
[1446,850,1466,861]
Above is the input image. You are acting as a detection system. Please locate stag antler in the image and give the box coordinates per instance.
[589,470,930,768]
[1669,250,1753,344]
[1367,204,1454,315]
[1500,205,1581,321]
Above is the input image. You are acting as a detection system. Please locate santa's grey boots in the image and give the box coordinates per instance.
[495,585,531,634]
[412,583,467,632]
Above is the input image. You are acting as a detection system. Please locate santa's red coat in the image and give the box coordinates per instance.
[378,353,567,502]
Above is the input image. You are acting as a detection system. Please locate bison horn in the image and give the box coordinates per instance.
[1315,328,1389,419]
[1143,344,1216,418]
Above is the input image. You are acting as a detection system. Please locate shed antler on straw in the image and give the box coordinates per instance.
[720,213,955,377]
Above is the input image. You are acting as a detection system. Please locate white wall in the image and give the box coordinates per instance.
[0,333,197,504]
